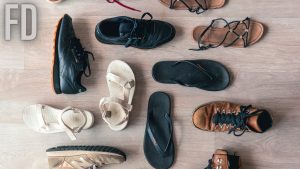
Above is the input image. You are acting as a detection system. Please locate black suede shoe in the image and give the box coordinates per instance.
[95,13,176,49]
[52,14,94,94]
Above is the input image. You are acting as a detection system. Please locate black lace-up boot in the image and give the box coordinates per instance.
[52,14,94,94]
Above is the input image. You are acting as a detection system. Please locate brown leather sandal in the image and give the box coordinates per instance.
[192,17,264,51]
[159,0,226,14]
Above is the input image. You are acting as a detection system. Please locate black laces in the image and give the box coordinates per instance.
[70,38,95,77]
[170,0,209,14]
[191,17,250,51]
[213,105,257,136]
[125,12,153,47]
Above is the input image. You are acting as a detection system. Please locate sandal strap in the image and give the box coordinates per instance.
[58,107,87,141]
[191,17,251,51]
[171,60,214,87]
[35,105,63,132]
[147,112,173,157]
[170,0,209,14]
[107,73,135,89]
[107,72,135,103]
[36,104,50,129]
[99,97,132,126]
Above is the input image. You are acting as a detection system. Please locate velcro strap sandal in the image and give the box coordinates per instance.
[99,60,135,131]
[23,104,94,141]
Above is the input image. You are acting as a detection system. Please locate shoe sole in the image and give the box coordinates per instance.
[46,146,126,160]
[51,17,63,94]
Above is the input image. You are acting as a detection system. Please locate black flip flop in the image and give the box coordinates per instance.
[144,92,175,169]
[152,60,230,91]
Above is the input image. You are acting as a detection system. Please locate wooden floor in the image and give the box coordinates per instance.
[0,0,300,168]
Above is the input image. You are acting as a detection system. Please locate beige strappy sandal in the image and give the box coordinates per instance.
[99,60,135,131]
[159,0,226,14]
[23,104,94,140]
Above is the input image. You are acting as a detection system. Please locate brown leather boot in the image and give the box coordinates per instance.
[47,146,126,169]
[204,149,241,169]
[193,102,273,136]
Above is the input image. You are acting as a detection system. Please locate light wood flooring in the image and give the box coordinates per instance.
[0,0,300,168]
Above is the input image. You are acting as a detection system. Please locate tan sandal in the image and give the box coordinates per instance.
[192,17,264,51]
[159,0,225,14]
[99,60,136,131]
[23,104,94,141]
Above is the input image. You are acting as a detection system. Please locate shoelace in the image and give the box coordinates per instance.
[213,105,257,136]
[170,0,209,14]
[124,12,153,47]
[190,17,250,51]
[70,38,95,77]
[106,0,141,12]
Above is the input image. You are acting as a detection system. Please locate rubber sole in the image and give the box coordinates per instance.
[46,146,126,160]
[51,17,63,94]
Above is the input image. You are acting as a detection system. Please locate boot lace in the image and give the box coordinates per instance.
[106,0,141,12]
[124,12,153,47]
[213,105,255,136]
[70,38,95,77]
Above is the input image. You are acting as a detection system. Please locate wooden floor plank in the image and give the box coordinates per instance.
[0,0,300,168]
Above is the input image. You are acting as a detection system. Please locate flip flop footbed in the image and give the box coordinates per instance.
[152,60,230,91]
[100,60,135,131]
[144,92,174,169]
[23,104,94,134]
[193,20,264,48]
[160,0,225,10]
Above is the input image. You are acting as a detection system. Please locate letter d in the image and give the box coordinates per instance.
[21,4,37,41]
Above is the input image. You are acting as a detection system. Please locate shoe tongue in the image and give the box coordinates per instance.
[119,22,133,37]
[246,113,262,133]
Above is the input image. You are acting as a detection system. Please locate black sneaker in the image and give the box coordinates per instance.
[52,14,94,94]
[95,13,176,49]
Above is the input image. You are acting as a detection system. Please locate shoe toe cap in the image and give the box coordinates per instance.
[193,107,210,130]
[152,21,176,47]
